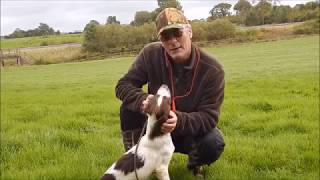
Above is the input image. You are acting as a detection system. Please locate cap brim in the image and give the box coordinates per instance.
[157,24,185,37]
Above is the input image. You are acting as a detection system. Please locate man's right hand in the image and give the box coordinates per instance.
[141,94,154,113]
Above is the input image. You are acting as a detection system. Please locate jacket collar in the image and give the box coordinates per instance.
[184,44,196,70]
[164,44,196,70]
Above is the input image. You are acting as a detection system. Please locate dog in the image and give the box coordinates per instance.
[101,84,174,180]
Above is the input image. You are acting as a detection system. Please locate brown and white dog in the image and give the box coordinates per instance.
[101,85,174,180]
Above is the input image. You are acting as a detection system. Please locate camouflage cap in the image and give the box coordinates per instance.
[156,8,189,36]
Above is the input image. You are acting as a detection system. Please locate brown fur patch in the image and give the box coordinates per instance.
[114,152,144,175]
[144,95,159,115]
[149,96,171,140]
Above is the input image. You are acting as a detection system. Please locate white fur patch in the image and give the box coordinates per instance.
[157,84,171,98]
[157,84,171,107]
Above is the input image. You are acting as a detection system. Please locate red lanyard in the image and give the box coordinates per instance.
[165,48,200,112]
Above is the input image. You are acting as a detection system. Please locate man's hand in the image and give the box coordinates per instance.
[161,111,177,133]
[141,94,154,113]
[142,95,177,133]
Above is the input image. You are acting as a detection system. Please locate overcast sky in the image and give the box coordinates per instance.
[1,0,315,36]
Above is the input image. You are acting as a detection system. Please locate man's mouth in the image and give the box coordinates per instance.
[170,46,181,51]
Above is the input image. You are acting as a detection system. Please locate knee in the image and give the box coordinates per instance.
[198,128,225,165]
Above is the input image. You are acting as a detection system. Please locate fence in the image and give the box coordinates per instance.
[0,49,27,67]
[0,33,301,67]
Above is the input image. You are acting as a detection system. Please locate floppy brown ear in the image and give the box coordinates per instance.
[144,95,158,115]
[156,96,171,121]
[162,96,171,112]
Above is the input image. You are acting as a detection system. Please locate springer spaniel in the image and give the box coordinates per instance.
[101,85,174,180]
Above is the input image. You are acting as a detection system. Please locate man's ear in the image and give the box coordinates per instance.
[188,28,193,39]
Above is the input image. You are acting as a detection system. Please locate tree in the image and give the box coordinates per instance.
[305,1,319,10]
[84,20,99,31]
[255,1,273,24]
[291,2,319,22]
[106,16,120,24]
[157,0,182,10]
[271,5,291,23]
[245,9,262,25]
[234,0,252,16]
[252,0,280,6]
[83,20,100,51]
[7,23,58,38]
[209,3,232,19]
[131,11,153,26]
[37,23,51,36]
[151,0,183,20]
[9,28,25,38]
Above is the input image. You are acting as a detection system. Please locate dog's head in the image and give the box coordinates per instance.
[144,85,171,121]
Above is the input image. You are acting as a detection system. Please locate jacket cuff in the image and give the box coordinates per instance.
[172,110,183,136]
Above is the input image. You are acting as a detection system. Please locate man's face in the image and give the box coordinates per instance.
[160,27,192,64]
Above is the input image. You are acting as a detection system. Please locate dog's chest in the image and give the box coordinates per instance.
[139,135,174,160]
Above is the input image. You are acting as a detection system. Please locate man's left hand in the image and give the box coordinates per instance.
[161,111,177,133]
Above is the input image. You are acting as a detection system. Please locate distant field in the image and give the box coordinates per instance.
[1,36,319,179]
[0,34,83,49]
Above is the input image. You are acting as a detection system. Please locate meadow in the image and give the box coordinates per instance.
[1,35,319,179]
[0,34,82,49]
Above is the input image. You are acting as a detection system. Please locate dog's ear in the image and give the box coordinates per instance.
[144,95,158,115]
[162,96,171,112]
[156,96,171,121]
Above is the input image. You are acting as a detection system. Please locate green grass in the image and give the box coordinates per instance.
[0,34,83,49]
[1,35,319,179]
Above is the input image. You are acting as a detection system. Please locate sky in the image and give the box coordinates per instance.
[1,0,315,36]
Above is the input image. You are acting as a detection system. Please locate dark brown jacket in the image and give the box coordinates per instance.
[116,42,224,137]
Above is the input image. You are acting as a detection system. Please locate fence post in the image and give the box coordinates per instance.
[15,49,23,66]
[0,49,4,67]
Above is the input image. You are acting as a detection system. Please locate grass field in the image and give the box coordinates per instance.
[1,35,319,179]
[0,34,82,49]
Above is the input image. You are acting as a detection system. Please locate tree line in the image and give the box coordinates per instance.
[5,23,61,39]
[82,0,319,53]
[128,0,319,27]
[5,0,319,41]
[223,0,319,26]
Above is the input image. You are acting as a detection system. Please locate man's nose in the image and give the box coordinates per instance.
[167,36,178,43]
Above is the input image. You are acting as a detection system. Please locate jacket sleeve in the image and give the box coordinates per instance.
[173,70,225,136]
[115,49,149,112]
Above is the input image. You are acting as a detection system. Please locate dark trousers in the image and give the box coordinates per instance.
[120,105,225,167]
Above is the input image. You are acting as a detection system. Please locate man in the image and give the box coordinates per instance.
[115,8,225,177]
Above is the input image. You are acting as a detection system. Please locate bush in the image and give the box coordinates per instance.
[83,23,156,53]
[191,22,208,42]
[226,16,243,25]
[40,41,48,46]
[293,19,319,34]
[206,19,236,40]
[26,46,86,65]
[235,29,260,42]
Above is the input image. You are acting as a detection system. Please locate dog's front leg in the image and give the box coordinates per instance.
[155,165,170,180]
